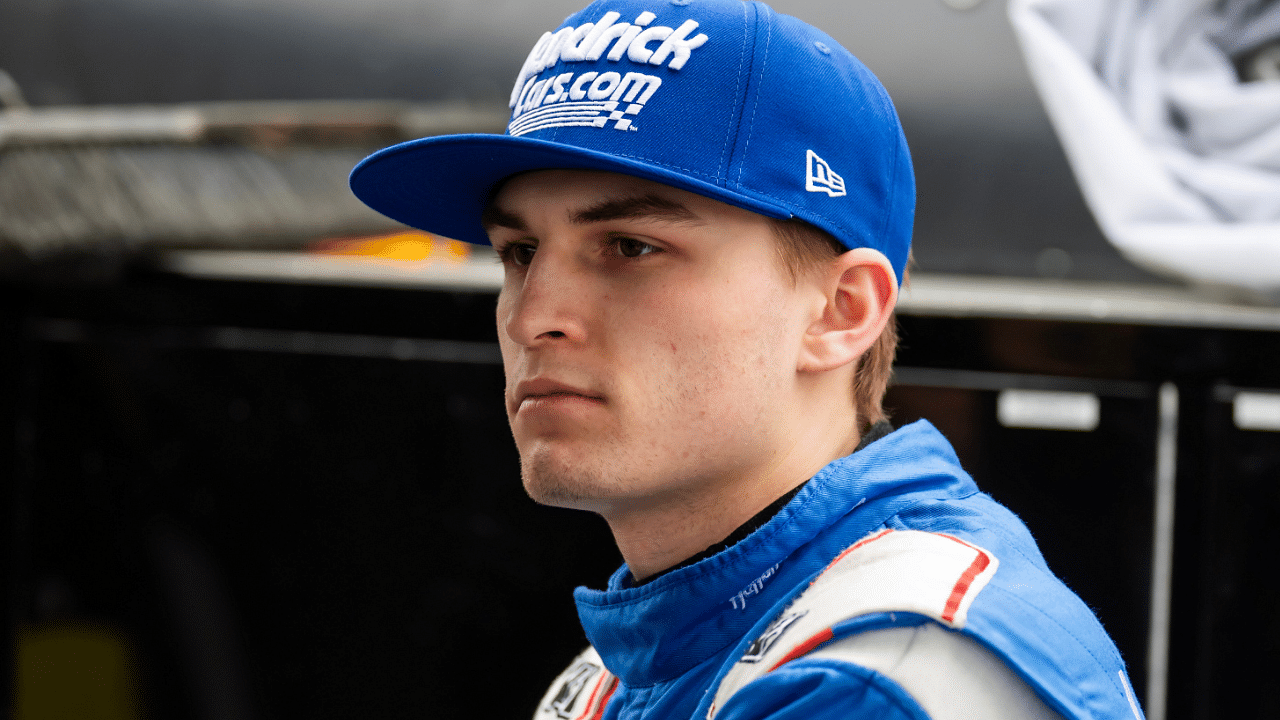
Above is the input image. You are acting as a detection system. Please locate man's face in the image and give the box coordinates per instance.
[488,170,819,518]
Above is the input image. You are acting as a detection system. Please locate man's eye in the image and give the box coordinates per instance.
[613,236,657,258]
[498,242,536,266]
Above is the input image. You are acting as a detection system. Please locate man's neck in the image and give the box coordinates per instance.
[603,483,800,582]
[626,420,894,585]
[600,376,870,581]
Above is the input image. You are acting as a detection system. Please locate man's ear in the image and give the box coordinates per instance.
[798,248,897,373]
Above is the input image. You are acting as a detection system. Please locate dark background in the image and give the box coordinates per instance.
[9,273,1280,718]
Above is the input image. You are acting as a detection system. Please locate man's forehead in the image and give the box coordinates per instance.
[486,169,760,229]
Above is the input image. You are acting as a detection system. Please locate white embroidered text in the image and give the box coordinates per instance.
[730,564,780,611]
[506,10,708,135]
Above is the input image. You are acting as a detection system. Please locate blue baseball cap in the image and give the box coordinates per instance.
[350,0,915,284]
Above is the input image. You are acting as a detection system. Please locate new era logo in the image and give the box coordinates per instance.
[805,150,846,197]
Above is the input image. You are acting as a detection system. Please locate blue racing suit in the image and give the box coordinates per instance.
[533,420,1146,720]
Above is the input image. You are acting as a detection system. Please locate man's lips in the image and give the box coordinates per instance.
[513,378,605,412]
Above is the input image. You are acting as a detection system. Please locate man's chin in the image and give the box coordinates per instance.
[522,469,601,510]
[519,450,613,511]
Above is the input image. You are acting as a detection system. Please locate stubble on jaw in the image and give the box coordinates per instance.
[520,448,598,508]
[516,431,669,513]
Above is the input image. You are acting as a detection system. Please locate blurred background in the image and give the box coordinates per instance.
[2,0,1278,718]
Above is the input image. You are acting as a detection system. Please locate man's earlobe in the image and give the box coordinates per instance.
[798,249,897,373]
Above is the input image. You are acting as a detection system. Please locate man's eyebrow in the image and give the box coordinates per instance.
[571,193,702,226]
[480,192,702,231]
[480,204,527,232]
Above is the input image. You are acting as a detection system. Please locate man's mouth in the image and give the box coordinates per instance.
[514,378,605,412]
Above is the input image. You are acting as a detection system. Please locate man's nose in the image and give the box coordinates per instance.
[502,251,589,347]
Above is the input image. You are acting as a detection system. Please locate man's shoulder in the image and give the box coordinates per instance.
[715,624,1067,720]
[709,528,1003,715]
[710,524,1141,720]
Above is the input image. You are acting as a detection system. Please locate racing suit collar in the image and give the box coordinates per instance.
[572,419,977,687]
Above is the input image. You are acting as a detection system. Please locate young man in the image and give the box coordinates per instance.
[350,1,1146,718]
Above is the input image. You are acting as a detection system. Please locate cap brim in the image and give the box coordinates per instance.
[349,133,794,245]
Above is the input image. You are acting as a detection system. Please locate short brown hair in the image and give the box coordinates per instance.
[769,218,902,431]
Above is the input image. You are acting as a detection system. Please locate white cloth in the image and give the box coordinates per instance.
[810,624,1067,720]
[1008,0,1280,296]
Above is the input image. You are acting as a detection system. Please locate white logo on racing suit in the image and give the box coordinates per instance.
[546,661,600,718]
[741,610,808,663]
